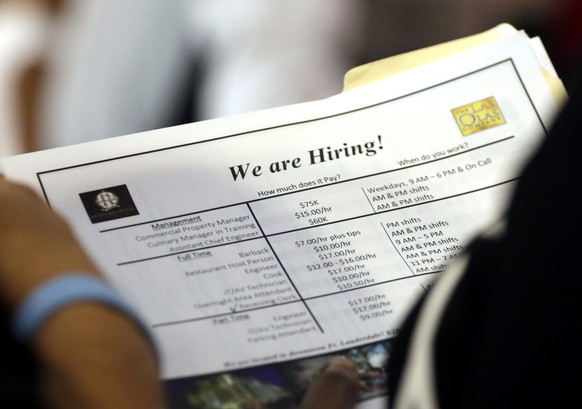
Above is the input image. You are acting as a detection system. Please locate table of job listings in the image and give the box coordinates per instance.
[99,140,509,352]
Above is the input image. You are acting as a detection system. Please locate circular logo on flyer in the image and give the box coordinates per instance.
[95,191,120,212]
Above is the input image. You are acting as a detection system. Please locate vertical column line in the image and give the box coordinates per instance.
[246,203,325,334]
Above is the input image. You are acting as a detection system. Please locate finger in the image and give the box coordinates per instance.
[301,358,360,409]
[0,178,45,206]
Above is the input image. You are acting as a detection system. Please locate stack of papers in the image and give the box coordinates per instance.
[2,24,564,409]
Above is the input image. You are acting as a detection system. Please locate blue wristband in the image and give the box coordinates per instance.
[12,273,152,344]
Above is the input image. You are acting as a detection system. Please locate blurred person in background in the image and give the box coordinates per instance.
[2,0,580,156]
[1,0,362,154]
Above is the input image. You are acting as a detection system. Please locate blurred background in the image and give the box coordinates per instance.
[1,0,580,158]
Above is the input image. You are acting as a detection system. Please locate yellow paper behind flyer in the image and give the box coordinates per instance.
[343,24,566,104]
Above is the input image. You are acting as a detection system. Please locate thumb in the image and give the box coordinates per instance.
[301,358,360,409]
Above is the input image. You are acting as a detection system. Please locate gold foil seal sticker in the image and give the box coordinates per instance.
[451,96,506,136]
